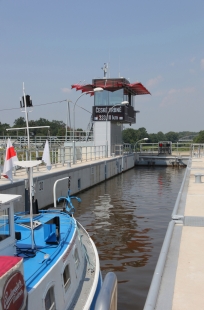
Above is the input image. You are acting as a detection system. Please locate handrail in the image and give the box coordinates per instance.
[171,157,192,218]
[143,221,175,310]
[94,272,117,310]
[53,177,69,208]
[144,157,192,309]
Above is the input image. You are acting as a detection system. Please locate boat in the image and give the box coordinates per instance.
[0,85,117,310]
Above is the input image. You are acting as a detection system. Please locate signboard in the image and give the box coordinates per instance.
[92,105,136,124]
[1,271,25,310]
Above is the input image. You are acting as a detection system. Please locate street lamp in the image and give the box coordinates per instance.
[72,87,103,141]
[134,138,149,152]
[66,100,72,142]
[106,101,129,157]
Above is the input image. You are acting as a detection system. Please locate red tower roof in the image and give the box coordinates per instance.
[71,78,151,96]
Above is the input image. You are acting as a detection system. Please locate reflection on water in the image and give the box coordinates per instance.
[75,167,185,310]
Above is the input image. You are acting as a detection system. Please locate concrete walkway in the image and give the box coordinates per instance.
[144,157,204,310]
[172,158,204,309]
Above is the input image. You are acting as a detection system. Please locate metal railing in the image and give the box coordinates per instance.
[0,143,106,178]
[94,272,117,310]
[143,157,192,310]
[0,131,94,148]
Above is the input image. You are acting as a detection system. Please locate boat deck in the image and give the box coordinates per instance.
[15,210,76,290]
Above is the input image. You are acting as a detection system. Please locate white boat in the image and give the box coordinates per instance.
[0,85,117,310]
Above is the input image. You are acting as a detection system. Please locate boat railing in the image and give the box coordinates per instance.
[94,272,117,310]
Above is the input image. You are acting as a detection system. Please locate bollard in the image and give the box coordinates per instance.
[194,173,204,183]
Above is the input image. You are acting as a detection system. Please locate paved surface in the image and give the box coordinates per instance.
[0,158,108,186]
[172,158,204,309]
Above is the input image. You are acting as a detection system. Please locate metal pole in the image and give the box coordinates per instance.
[66,100,68,142]
[73,93,87,141]
[23,83,31,159]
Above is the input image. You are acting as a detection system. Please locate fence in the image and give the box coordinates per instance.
[139,143,204,157]
[0,144,106,178]
[0,131,94,148]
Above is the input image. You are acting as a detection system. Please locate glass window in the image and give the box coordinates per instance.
[94,89,123,106]
[74,248,80,268]
[63,265,71,292]
[0,208,10,241]
[44,286,56,310]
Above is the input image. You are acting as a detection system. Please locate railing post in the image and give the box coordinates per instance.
[73,141,76,164]
[62,147,65,166]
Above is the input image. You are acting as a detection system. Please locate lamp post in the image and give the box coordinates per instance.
[72,87,103,141]
[72,87,103,164]
[134,138,149,153]
[66,100,72,142]
[106,101,129,157]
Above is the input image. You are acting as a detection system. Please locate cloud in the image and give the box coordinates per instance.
[160,87,195,107]
[61,88,71,93]
[201,59,204,70]
[190,57,196,63]
[146,75,163,88]
[170,62,175,67]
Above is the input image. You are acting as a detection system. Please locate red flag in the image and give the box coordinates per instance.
[2,139,18,182]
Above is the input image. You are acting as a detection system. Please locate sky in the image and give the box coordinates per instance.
[0,0,204,134]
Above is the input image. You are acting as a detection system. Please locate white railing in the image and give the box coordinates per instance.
[0,131,94,148]
[139,143,204,157]
[0,144,106,179]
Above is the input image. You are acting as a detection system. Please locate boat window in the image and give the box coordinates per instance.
[74,248,80,268]
[0,208,10,241]
[63,264,71,292]
[44,286,56,310]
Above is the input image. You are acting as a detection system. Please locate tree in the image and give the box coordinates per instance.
[194,131,204,143]
[122,128,138,144]
[165,131,179,143]
[0,122,10,136]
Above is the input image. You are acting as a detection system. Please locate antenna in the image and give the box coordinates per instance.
[119,56,120,78]
[109,51,111,78]
[101,63,108,78]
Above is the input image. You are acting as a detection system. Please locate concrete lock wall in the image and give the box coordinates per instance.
[0,154,135,212]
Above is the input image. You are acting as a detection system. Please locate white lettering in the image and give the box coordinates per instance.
[4,279,24,309]
[108,107,121,113]
[96,107,107,113]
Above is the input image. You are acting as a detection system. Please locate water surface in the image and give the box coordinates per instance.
[75,167,185,310]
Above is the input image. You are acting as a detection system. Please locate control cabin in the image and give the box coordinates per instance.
[72,73,150,156]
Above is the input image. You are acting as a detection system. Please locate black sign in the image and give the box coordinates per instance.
[92,105,136,124]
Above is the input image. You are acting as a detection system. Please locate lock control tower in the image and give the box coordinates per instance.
[71,64,151,156]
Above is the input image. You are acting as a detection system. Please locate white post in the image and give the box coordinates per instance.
[28,167,34,250]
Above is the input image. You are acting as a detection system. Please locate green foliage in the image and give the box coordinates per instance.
[194,131,204,143]
[122,127,199,145]
[122,127,149,144]
[165,131,179,143]
[0,121,10,136]
[1,117,66,137]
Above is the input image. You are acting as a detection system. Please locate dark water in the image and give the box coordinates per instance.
[75,167,185,310]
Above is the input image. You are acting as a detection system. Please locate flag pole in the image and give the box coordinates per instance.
[23,82,31,160]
